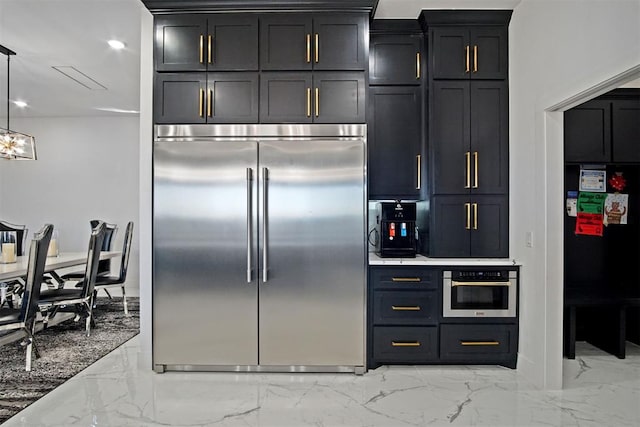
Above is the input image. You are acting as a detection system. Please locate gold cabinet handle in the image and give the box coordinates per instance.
[461,341,500,346]
[473,151,478,188]
[208,35,212,64]
[207,88,212,117]
[465,45,470,73]
[392,341,421,347]
[306,87,311,117]
[465,152,471,188]
[392,306,421,311]
[473,203,478,230]
[315,33,319,63]
[416,154,421,190]
[473,45,478,72]
[199,88,204,117]
[391,277,421,282]
[306,34,311,63]
[416,52,421,79]
[465,203,471,230]
[315,87,319,117]
[199,34,204,64]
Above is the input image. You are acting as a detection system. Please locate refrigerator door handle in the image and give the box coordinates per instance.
[246,167,253,283]
[262,167,269,283]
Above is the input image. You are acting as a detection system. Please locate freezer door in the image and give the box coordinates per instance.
[153,140,258,366]
[258,139,366,366]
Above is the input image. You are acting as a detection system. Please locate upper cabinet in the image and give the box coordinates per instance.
[154,14,259,72]
[564,89,640,164]
[369,34,423,85]
[260,13,367,71]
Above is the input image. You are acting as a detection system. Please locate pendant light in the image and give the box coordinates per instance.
[0,44,36,160]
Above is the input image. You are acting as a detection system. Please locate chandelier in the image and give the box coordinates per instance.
[1,44,36,160]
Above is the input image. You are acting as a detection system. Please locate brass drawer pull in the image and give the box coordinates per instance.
[392,341,421,347]
[460,341,500,346]
[199,34,204,63]
[306,34,311,63]
[391,277,421,282]
[416,52,421,79]
[391,306,421,311]
[473,45,478,72]
[198,88,204,117]
[465,45,470,73]
[208,35,212,64]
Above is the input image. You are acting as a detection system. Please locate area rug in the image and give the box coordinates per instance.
[0,296,139,423]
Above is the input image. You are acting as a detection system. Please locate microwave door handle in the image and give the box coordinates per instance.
[451,281,511,287]
[246,168,253,283]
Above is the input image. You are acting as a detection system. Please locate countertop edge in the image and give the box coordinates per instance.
[368,253,519,266]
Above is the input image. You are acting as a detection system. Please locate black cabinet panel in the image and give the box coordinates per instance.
[260,72,313,123]
[207,72,259,123]
[469,196,509,257]
[564,100,611,163]
[431,27,468,80]
[372,326,438,362]
[440,323,517,366]
[373,291,438,325]
[369,34,422,85]
[470,27,508,80]
[368,86,422,199]
[260,15,313,71]
[612,98,640,162]
[313,72,365,123]
[154,15,207,72]
[313,14,367,71]
[208,15,259,71]
[369,266,436,291]
[154,73,206,123]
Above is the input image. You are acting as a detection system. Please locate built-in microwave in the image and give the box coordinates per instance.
[442,270,517,318]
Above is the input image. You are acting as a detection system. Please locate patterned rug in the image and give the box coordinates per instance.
[0,297,139,423]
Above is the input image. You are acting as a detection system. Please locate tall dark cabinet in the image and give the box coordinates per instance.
[367,20,425,200]
[421,11,512,258]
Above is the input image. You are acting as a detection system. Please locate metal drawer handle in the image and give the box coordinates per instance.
[392,341,421,347]
[452,281,511,287]
[460,341,500,346]
[391,306,421,311]
[391,277,421,282]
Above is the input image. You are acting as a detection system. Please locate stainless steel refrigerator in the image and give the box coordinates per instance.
[152,124,366,373]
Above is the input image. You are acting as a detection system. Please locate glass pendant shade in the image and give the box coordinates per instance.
[0,128,36,160]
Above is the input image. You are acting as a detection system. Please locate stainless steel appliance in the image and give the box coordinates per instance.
[152,124,366,373]
[442,269,517,318]
[375,201,416,258]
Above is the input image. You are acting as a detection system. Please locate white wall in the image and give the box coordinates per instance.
[0,116,140,295]
[510,0,640,389]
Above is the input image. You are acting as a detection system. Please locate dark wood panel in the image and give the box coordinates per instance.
[373,291,439,325]
[154,15,206,72]
[260,15,313,71]
[372,326,438,362]
[430,27,469,80]
[142,0,378,13]
[207,72,259,123]
[469,195,509,257]
[470,27,508,80]
[260,72,313,123]
[312,72,365,123]
[429,195,471,258]
[154,73,206,123]
[369,34,422,85]
[612,98,640,162]
[313,14,367,71]
[208,15,259,71]
[564,99,611,163]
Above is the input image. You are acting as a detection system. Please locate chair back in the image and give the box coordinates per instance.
[79,222,106,299]
[21,224,54,330]
[0,220,28,256]
[90,219,117,275]
[118,221,134,282]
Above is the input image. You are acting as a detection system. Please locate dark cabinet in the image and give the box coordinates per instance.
[429,195,508,258]
[369,34,423,85]
[368,86,422,199]
[259,13,367,71]
[439,324,517,367]
[260,71,364,123]
[565,92,640,163]
[155,14,258,72]
[155,72,258,124]
[430,26,508,80]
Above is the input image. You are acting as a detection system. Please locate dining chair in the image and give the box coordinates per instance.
[93,221,134,315]
[38,222,106,337]
[0,220,29,307]
[0,224,53,371]
[58,220,117,281]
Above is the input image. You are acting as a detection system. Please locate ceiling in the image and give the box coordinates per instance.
[0,0,637,120]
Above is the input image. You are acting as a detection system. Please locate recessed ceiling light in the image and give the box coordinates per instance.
[13,100,27,108]
[108,39,126,50]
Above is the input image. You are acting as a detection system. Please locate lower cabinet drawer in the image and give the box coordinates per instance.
[373,291,438,325]
[373,326,438,362]
[440,324,517,361]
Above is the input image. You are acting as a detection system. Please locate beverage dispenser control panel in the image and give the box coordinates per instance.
[376,202,417,258]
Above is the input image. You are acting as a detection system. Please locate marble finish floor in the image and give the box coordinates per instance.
[3,338,639,426]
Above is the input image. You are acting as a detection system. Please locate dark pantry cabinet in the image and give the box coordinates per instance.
[369,33,423,85]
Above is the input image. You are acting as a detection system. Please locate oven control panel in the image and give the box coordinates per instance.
[451,270,510,281]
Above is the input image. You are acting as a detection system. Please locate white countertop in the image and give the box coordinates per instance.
[369,253,518,266]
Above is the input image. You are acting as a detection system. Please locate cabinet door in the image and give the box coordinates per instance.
[368,86,422,199]
[369,34,423,85]
[260,15,313,71]
[206,72,259,123]
[469,27,508,80]
[312,72,365,123]
[154,73,207,124]
[612,98,640,162]
[430,27,470,80]
[429,195,471,257]
[470,195,508,258]
[564,100,611,163]
[470,81,509,194]
[154,15,207,72]
[207,15,258,71]
[431,81,470,195]
[260,72,313,123]
[313,14,367,71]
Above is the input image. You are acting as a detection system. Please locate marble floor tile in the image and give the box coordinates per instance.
[3,338,639,426]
